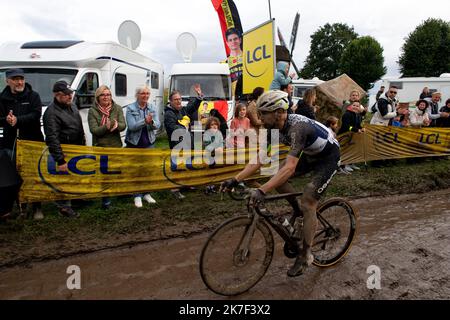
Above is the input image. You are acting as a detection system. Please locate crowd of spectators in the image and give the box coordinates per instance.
[2,64,450,220]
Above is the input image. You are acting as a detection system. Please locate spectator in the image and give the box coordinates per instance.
[280,83,294,112]
[338,101,365,172]
[209,108,228,139]
[164,85,203,200]
[370,85,400,126]
[325,116,339,139]
[0,68,44,220]
[344,90,365,114]
[43,80,85,218]
[228,103,251,148]
[428,92,449,127]
[88,85,126,209]
[203,116,225,195]
[246,87,264,133]
[375,86,385,100]
[420,87,432,100]
[409,99,431,128]
[437,99,450,127]
[125,85,160,208]
[270,61,294,90]
[295,88,317,120]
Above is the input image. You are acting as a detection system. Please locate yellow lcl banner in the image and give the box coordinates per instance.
[15,126,450,203]
[243,19,275,94]
[339,125,450,164]
[16,140,288,203]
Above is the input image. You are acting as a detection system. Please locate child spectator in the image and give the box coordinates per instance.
[203,117,224,194]
[269,61,294,90]
[325,116,339,139]
[409,99,431,128]
[228,103,250,148]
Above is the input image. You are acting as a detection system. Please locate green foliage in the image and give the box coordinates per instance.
[399,18,450,77]
[340,36,387,91]
[301,23,358,80]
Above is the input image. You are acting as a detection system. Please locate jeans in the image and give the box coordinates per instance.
[128,143,155,198]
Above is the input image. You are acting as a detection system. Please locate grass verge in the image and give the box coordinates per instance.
[1,157,449,268]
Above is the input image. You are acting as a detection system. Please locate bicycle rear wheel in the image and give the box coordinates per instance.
[199,216,274,296]
[312,198,358,267]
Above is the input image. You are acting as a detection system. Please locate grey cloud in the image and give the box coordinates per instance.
[21,13,78,40]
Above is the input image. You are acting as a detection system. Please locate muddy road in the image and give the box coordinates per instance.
[1,189,449,300]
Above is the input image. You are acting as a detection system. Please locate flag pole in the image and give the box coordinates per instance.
[268,0,272,19]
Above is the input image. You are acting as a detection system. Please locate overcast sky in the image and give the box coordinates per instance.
[1,0,449,80]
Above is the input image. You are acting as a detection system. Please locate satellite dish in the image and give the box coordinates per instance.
[118,20,141,50]
[176,32,197,63]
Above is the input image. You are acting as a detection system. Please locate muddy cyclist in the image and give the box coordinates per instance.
[220,90,341,277]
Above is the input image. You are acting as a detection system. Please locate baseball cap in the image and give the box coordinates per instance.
[52,80,74,95]
[5,68,25,78]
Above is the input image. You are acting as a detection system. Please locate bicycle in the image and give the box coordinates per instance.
[199,188,358,296]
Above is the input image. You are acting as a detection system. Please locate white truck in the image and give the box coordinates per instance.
[0,40,164,145]
[168,62,234,127]
[291,77,324,106]
[379,74,450,105]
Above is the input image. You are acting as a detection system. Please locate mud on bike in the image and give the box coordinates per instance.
[199,186,358,296]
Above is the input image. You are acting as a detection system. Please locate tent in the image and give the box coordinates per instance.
[314,74,366,122]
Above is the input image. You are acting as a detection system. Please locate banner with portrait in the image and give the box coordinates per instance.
[211,0,244,98]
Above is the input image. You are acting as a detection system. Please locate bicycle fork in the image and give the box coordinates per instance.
[233,212,260,265]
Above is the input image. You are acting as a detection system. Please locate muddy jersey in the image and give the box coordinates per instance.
[280,114,339,157]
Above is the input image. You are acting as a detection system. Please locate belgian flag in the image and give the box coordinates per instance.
[211,0,243,56]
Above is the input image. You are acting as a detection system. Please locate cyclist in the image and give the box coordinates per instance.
[220,90,340,277]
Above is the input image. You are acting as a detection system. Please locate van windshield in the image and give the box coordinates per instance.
[170,75,231,100]
[0,68,77,106]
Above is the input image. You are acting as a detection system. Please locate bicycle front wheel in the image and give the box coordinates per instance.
[312,198,358,267]
[199,216,274,296]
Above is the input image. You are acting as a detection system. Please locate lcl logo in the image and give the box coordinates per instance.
[245,45,272,78]
[46,154,121,176]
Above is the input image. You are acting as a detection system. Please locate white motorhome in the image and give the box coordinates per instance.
[0,40,164,145]
[169,63,234,128]
[380,74,450,105]
[291,77,324,105]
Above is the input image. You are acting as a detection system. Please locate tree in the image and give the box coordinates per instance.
[301,23,358,80]
[399,18,450,77]
[340,36,387,91]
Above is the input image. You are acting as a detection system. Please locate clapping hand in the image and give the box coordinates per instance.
[110,119,118,132]
[105,118,111,130]
[145,113,153,124]
[6,110,17,127]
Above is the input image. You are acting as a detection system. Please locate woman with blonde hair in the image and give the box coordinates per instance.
[88,85,126,209]
[125,85,161,207]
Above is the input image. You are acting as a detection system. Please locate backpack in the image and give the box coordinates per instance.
[370,101,378,113]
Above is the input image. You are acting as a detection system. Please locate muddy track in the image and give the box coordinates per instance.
[1,189,449,300]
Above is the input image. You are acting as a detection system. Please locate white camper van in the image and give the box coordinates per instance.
[380,74,450,105]
[169,63,234,128]
[0,40,164,146]
[291,78,324,106]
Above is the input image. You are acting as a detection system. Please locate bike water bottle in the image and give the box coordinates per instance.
[279,217,294,235]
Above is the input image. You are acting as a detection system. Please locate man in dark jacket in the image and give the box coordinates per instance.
[164,84,203,149]
[43,80,85,218]
[164,84,203,199]
[0,68,44,219]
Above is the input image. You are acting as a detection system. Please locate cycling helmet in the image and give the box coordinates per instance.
[256,90,289,112]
